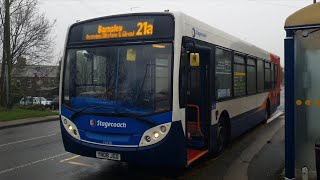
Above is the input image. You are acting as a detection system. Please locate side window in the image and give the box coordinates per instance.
[64,52,72,102]
[216,48,232,99]
[264,62,271,90]
[179,47,186,108]
[271,63,275,89]
[274,64,278,88]
[247,58,257,94]
[257,59,264,92]
[233,54,246,96]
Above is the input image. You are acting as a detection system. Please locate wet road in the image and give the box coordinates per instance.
[0,118,283,180]
[0,90,284,180]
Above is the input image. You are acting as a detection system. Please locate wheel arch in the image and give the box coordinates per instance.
[218,110,231,142]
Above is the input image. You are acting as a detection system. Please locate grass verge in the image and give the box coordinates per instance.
[0,108,58,121]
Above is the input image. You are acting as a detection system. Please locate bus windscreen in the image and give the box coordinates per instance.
[68,15,174,44]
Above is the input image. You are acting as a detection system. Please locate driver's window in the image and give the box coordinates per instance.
[154,54,170,109]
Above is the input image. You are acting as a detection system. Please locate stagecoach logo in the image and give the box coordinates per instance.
[192,27,207,39]
[95,120,127,129]
[192,28,196,38]
[89,119,96,127]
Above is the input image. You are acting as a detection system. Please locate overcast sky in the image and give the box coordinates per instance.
[39,0,313,66]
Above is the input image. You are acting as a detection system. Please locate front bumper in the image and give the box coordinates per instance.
[60,121,186,168]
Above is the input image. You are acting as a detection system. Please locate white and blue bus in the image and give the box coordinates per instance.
[60,11,281,168]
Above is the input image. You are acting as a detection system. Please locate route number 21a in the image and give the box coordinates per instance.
[136,22,153,36]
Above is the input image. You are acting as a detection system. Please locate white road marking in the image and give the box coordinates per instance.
[0,152,69,174]
[267,111,284,124]
[0,133,57,147]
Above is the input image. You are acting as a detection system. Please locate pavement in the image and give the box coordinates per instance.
[0,112,285,180]
[179,112,284,180]
[0,115,59,129]
[248,116,285,180]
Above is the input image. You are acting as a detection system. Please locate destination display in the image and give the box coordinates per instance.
[68,15,174,44]
[84,20,154,40]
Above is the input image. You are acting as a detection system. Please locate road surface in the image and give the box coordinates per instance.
[0,90,284,180]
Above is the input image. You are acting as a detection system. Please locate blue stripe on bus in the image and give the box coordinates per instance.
[61,105,173,146]
[61,120,187,168]
[69,97,154,115]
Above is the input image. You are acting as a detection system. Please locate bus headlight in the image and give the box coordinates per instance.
[139,122,171,147]
[153,132,160,139]
[61,115,80,140]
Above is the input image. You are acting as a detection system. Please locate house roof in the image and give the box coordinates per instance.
[12,65,59,78]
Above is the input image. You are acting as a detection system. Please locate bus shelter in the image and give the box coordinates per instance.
[284,3,320,179]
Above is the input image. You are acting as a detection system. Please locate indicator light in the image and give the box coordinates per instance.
[145,135,151,142]
[160,126,166,133]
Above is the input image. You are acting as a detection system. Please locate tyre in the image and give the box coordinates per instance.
[263,100,270,123]
[216,114,230,154]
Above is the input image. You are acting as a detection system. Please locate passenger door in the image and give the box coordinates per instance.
[184,44,211,149]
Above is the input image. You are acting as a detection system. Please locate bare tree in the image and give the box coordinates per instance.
[0,0,56,107]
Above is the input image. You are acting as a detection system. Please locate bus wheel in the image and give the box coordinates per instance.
[216,115,229,154]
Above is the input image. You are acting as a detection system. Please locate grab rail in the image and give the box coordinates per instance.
[187,104,204,137]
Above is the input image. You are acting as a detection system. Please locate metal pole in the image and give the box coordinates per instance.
[285,31,295,180]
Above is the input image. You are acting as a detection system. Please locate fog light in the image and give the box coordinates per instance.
[154,132,159,139]
[68,125,73,131]
[73,129,77,135]
[145,135,151,142]
[160,126,166,133]
[63,119,67,124]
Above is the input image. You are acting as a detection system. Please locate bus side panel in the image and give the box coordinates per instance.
[229,107,264,140]
[270,53,281,111]
[270,90,280,115]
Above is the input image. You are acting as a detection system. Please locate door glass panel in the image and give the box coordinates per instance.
[294,28,320,171]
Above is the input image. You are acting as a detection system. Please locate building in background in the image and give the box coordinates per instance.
[12,64,59,103]
[0,57,60,103]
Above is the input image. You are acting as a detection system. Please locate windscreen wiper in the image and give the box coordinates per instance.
[69,105,156,126]
[70,105,115,120]
[116,113,156,126]
[135,63,154,103]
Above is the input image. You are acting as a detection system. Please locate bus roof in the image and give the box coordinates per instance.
[171,11,275,60]
[68,11,279,61]
[285,3,320,28]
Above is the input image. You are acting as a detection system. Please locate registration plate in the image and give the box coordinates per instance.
[96,151,121,161]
